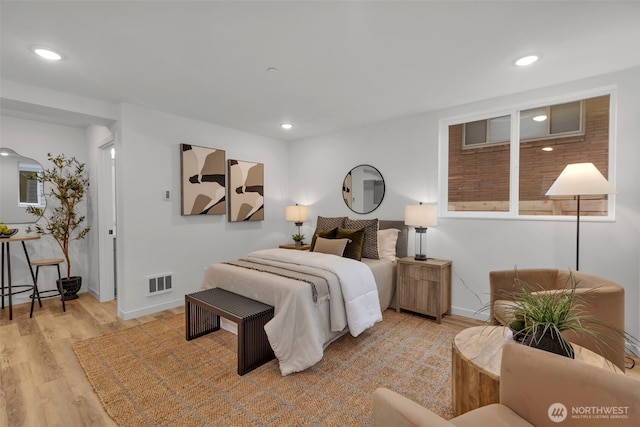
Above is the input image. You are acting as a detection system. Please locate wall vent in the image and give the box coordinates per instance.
[146,273,173,295]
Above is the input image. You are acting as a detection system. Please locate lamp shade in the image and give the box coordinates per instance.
[285,205,309,223]
[404,203,437,227]
[545,163,615,196]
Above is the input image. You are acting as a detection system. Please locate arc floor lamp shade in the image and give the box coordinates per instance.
[405,203,437,261]
[546,163,615,270]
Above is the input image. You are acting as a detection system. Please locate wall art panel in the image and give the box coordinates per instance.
[227,159,264,222]
[180,144,226,215]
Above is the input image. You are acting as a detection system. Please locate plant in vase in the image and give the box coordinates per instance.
[292,234,305,246]
[26,153,90,300]
[503,272,635,360]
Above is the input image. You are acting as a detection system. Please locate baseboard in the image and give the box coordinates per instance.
[451,306,489,321]
[118,298,184,320]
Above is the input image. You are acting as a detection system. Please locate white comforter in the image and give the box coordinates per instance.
[199,248,382,375]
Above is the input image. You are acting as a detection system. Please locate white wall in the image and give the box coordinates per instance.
[115,104,290,319]
[1,100,291,319]
[289,67,640,339]
[2,69,638,340]
[0,115,89,303]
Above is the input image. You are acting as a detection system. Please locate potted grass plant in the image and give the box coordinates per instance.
[292,233,305,246]
[503,272,634,360]
[26,153,90,300]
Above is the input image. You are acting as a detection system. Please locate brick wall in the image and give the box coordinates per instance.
[448,95,609,214]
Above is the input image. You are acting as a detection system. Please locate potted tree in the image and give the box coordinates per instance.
[26,153,90,300]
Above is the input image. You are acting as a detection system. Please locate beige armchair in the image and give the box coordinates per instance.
[489,268,626,371]
[373,342,640,427]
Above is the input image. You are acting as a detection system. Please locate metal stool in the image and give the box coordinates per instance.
[29,258,65,317]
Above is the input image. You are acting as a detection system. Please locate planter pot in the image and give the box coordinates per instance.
[294,241,303,247]
[518,328,575,359]
[57,276,82,301]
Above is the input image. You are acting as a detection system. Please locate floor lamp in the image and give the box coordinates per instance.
[545,163,615,271]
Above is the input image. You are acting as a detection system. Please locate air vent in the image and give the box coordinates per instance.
[146,273,173,295]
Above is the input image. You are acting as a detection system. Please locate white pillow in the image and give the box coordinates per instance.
[377,228,400,260]
[312,237,350,256]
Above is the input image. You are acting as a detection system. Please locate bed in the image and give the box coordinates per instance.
[199,219,408,375]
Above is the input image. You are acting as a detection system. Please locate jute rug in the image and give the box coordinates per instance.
[73,310,466,426]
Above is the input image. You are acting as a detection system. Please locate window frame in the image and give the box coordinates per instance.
[438,86,617,221]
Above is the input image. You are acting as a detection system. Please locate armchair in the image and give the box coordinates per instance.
[373,342,639,427]
[489,268,625,371]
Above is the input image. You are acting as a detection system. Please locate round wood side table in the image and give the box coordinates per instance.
[451,325,620,417]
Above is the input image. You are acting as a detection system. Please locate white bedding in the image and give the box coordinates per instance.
[200,248,383,375]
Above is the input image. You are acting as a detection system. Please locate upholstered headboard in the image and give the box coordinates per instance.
[379,220,408,259]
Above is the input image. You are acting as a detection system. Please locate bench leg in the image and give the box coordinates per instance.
[237,311,275,375]
[185,300,220,340]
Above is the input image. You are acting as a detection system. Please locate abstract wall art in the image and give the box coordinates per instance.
[227,159,264,222]
[180,144,226,215]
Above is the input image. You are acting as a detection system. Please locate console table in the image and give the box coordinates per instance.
[1,235,40,320]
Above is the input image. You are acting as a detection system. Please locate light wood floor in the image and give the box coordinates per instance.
[1,294,638,427]
[0,293,184,427]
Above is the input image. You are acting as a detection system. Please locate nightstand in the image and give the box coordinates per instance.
[395,257,452,323]
[279,243,311,251]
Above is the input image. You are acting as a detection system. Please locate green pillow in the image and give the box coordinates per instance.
[336,227,366,261]
[310,227,338,251]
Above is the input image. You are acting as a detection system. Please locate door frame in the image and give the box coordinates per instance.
[98,141,116,302]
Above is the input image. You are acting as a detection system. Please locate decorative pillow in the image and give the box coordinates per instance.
[336,227,366,261]
[309,227,338,251]
[312,237,350,257]
[378,228,400,260]
[344,218,379,259]
[317,216,347,230]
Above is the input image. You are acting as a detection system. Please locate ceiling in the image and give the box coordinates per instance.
[1,1,639,141]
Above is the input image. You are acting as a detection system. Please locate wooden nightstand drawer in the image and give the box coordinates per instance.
[396,257,452,323]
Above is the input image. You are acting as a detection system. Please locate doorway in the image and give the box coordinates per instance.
[98,143,117,301]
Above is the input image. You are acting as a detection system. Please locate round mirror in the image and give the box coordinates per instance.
[0,148,46,224]
[342,164,385,214]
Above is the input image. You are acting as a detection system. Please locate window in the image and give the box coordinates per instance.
[18,162,45,207]
[520,101,582,140]
[443,92,612,218]
[463,115,510,147]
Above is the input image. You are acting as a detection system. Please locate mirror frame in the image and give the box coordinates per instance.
[342,164,385,214]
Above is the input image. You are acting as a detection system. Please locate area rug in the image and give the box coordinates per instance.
[72,310,466,426]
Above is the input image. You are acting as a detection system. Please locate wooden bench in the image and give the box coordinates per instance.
[185,288,275,375]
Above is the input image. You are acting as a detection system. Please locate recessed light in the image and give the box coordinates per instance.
[533,115,548,122]
[0,151,9,156]
[281,123,293,130]
[542,147,554,152]
[30,45,63,61]
[515,55,539,67]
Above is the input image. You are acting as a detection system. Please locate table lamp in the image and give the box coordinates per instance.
[285,204,309,239]
[404,202,438,261]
